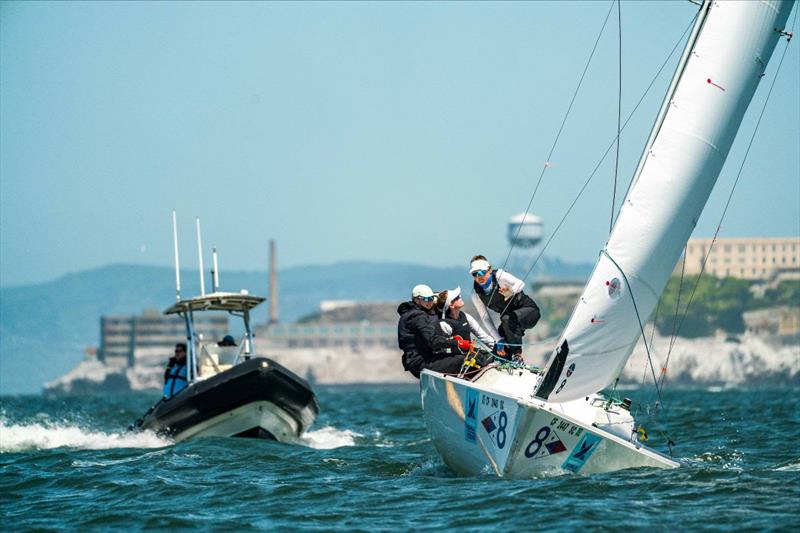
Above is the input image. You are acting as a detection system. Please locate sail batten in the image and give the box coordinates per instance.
[536,0,795,403]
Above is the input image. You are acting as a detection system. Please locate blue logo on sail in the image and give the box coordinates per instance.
[464,388,479,443]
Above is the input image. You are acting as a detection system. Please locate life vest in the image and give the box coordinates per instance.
[443,311,471,340]
[163,362,188,398]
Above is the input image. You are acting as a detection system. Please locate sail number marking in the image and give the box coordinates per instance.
[496,411,507,449]
[525,418,582,459]
[524,426,551,458]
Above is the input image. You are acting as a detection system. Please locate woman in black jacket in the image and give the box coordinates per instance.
[397,284,470,378]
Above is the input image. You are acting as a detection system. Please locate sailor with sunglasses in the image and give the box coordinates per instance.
[469,255,541,362]
[397,284,471,378]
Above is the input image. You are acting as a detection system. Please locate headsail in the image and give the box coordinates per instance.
[536,0,795,402]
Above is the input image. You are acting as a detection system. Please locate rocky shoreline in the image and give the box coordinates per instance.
[44,332,797,395]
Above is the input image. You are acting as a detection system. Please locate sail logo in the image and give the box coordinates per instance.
[562,433,602,473]
[464,388,479,444]
[606,277,622,299]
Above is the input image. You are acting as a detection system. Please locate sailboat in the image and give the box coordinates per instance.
[420,0,794,477]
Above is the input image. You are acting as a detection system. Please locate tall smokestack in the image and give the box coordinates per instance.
[269,240,279,324]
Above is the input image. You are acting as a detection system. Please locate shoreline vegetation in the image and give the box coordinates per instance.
[537,276,799,339]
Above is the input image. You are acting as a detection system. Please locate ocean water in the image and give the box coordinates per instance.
[1,385,798,531]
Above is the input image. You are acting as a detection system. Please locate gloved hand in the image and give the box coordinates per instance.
[494,338,506,356]
[453,335,472,352]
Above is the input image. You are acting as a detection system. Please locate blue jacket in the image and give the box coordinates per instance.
[163,360,188,398]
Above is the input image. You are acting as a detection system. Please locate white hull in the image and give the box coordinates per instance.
[173,400,302,443]
[421,368,678,477]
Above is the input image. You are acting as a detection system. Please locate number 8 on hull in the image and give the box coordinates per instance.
[421,368,677,477]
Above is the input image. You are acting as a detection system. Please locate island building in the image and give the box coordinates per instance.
[743,307,800,339]
[99,310,229,368]
[681,237,799,280]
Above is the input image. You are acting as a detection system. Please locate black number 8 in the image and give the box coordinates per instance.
[524,426,551,458]
[496,411,507,449]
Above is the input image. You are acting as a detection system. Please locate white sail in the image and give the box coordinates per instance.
[536,0,794,403]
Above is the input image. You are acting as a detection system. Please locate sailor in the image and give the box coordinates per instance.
[218,335,236,347]
[397,284,471,378]
[437,287,496,349]
[469,255,540,362]
[437,286,495,369]
[163,342,189,399]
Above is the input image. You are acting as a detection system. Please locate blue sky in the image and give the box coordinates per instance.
[1,1,798,287]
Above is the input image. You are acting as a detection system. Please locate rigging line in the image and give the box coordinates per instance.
[658,246,687,391]
[672,10,796,343]
[610,0,622,234]
[513,12,699,289]
[636,294,662,414]
[601,251,667,417]
[496,0,616,278]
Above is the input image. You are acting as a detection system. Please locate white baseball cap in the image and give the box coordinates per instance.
[469,259,491,274]
[441,286,461,318]
[411,284,435,299]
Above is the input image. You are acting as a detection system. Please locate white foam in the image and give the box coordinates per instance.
[296,425,362,449]
[0,421,172,452]
[775,459,800,471]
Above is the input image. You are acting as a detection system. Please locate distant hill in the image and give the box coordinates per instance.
[0,258,591,394]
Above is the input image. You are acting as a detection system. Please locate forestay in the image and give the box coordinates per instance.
[536,0,794,402]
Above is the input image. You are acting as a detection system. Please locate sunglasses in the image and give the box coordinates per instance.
[418,295,435,302]
[471,270,488,278]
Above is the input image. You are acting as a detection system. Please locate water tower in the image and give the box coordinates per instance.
[506,213,544,275]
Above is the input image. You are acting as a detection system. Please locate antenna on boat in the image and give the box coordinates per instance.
[212,246,220,292]
[172,210,181,301]
[196,217,206,296]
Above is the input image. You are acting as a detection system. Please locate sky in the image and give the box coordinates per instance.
[1,1,798,287]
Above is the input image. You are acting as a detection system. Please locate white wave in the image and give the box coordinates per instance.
[296,425,362,449]
[775,459,800,471]
[0,421,172,452]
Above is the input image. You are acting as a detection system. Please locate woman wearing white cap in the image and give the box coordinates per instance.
[397,284,471,378]
[437,286,495,352]
[469,255,540,360]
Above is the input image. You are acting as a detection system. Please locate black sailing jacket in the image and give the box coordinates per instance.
[397,301,457,373]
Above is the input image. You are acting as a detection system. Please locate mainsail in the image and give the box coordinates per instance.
[536,0,794,402]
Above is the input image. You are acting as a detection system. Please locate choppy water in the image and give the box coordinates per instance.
[1,386,798,530]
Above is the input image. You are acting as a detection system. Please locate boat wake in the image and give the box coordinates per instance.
[774,459,800,472]
[0,419,172,453]
[296,425,362,449]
